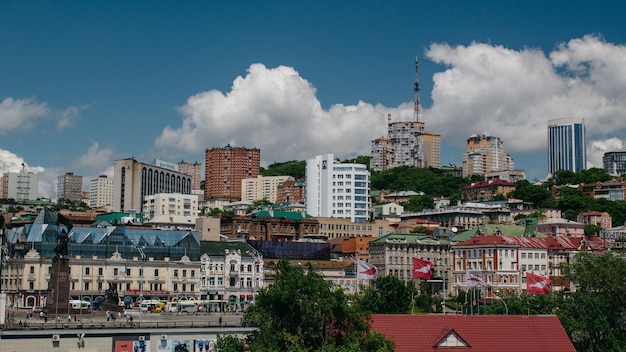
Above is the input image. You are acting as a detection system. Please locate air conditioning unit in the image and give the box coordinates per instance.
[52,335,60,342]
[138,336,145,341]
[160,334,167,340]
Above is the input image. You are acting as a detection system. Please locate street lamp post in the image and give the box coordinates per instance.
[135,246,145,325]
[494,294,508,315]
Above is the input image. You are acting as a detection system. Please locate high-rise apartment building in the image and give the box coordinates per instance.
[422,131,442,169]
[89,175,114,208]
[306,154,370,223]
[548,118,586,176]
[178,161,203,191]
[241,175,293,203]
[1,170,38,201]
[603,151,626,177]
[370,137,393,172]
[205,145,260,201]
[113,158,192,213]
[57,172,83,202]
[462,133,515,177]
[370,57,441,171]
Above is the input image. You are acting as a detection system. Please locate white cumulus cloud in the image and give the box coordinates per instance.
[155,64,389,164]
[423,34,626,169]
[0,97,49,134]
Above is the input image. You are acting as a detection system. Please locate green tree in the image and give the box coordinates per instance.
[358,276,418,314]
[584,224,602,237]
[215,335,246,352]
[243,259,392,352]
[405,195,434,212]
[558,252,626,351]
[508,180,554,208]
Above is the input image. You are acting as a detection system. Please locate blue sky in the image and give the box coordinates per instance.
[1,1,626,198]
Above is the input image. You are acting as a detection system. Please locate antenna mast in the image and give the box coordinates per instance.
[414,55,420,122]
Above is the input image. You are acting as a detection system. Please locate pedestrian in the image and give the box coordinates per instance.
[68,314,72,323]
[74,313,77,322]
[106,310,110,321]
[218,316,222,326]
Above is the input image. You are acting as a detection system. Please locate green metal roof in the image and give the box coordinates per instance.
[370,233,450,245]
[200,240,256,256]
[253,210,311,220]
[452,224,548,242]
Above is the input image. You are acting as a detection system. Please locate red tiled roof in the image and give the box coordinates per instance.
[370,314,575,352]
[455,235,583,250]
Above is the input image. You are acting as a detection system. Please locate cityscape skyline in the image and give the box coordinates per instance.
[1,1,626,199]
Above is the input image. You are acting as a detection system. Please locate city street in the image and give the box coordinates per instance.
[4,309,243,330]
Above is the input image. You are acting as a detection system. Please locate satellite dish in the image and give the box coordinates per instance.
[451,227,458,233]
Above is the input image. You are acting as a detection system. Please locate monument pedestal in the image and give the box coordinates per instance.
[44,257,71,316]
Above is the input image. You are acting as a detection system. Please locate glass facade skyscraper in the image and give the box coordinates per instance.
[547,119,586,176]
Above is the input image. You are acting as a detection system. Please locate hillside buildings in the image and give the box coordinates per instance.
[113,158,193,213]
[306,154,371,223]
[241,175,293,203]
[603,150,626,177]
[57,172,82,202]
[1,169,38,201]
[89,175,113,208]
[462,133,515,178]
[548,118,586,176]
[205,145,260,201]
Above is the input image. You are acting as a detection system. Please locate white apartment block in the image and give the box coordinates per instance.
[306,154,370,223]
[241,175,293,203]
[199,244,264,304]
[1,171,38,200]
[89,175,114,208]
[143,193,199,221]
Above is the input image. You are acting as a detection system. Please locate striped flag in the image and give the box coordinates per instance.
[466,269,483,287]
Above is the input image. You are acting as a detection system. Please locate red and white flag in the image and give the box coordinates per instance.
[526,272,551,294]
[466,269,483,287]
[412,258,434,279]
[356,260,378,280]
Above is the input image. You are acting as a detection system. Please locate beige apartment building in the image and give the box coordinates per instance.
[316,217,392,239]
[241,175,293,203]
[462,133,515,178]
[142,192,199,221]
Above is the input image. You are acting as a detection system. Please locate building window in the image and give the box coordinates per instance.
[98,267,103,276]
[114,268,118,275]
[85,267,90,275]
[183,270,187,278]
[84,282,89,290]
[191,270,195,278]
[29,266,34,274]
[126,268,131,276]
[174,269,178,277]
[154,269,159,277]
